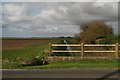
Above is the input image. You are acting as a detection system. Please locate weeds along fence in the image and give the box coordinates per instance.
[47,43,120,61]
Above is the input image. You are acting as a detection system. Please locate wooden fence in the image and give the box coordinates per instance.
[49,43,120,58]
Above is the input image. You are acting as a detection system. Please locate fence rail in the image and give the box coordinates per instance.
[49,43,120,58]
[51,44,116,47]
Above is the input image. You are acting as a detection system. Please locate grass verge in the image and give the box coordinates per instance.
[2,43,49,69]
[2,43,49,60]
[2,59,118,69]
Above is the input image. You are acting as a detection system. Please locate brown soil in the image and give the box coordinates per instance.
[2,38,55,50]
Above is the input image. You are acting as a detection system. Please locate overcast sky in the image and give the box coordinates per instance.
[1,1,119,37]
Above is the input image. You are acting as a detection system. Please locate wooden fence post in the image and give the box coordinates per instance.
[115,43,119,58]
[49,43,52,56]
[81,43,84,58]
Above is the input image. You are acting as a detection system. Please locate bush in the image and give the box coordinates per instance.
[19,50,49,66]
[31,56,44,65]
[95,35,118,44]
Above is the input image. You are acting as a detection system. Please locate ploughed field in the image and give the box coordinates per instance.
[2,38,55,50]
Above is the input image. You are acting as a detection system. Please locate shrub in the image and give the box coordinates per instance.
[19,50,49,66]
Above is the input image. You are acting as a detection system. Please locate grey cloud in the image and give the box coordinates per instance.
[2,2,119,37]
[82,3,117,16]
[3,2,118,25]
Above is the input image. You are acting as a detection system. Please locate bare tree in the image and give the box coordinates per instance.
[79,21,113,43]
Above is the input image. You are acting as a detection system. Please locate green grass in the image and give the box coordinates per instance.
[2,42,49,69]
[2,62,22,69]
[2,43,49,60]
[26,59,118,69]
[4,59,118,69]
